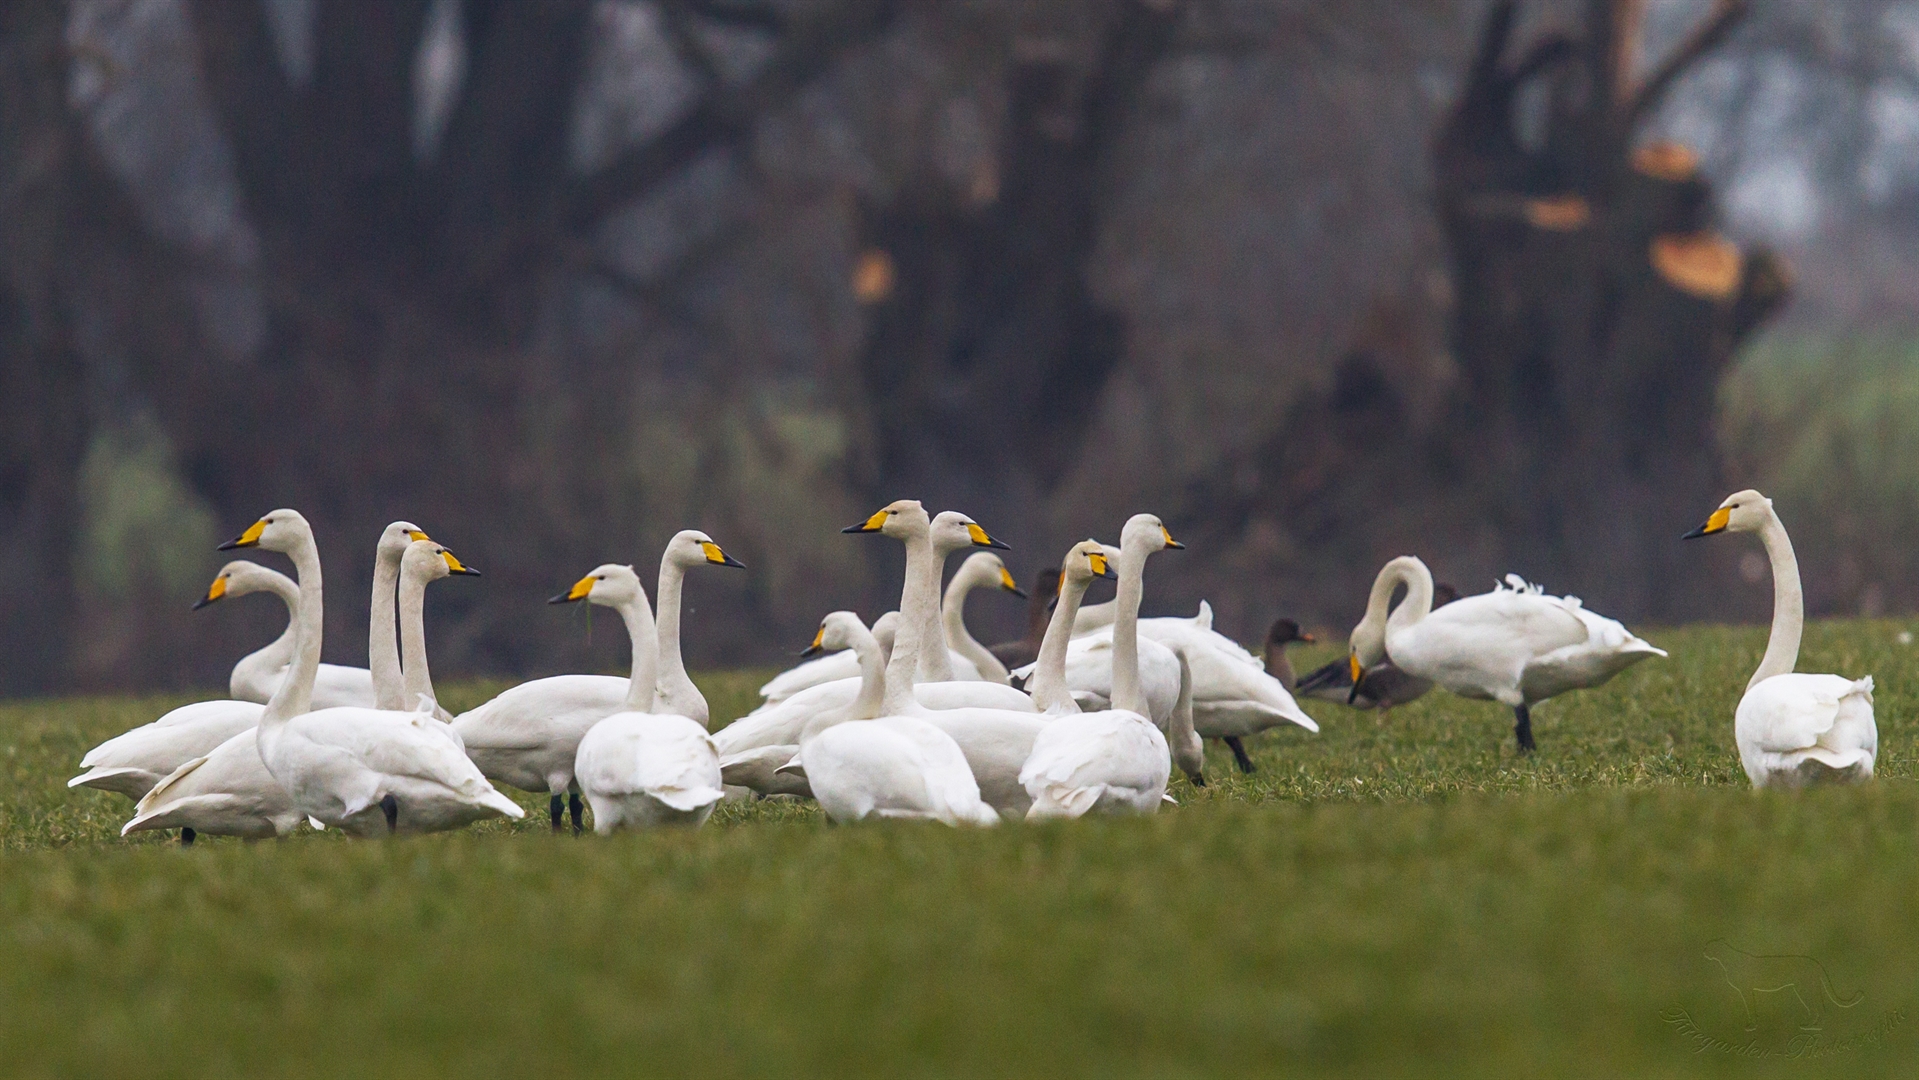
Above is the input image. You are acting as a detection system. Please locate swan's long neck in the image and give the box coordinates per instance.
[615,591,660,713]
[262,536,323,731]
[369,547,404,710]
[918,544,957,682]
[1355,557,1431,663]
[884,532,937,709]
[944,569,1010,682]
[1110,539,1152,717]
[1751,509,1803,689]
[1029,572,1095,713]
[397,567,436,713]
[654,558,706,723]
[799,627,886,747]
[230,572,301,698]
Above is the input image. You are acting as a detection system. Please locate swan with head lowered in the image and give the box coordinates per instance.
[1294,584,1457,721]
[1684,490,1876,787]
[225,511,522,835]
[452,530,742,832]
[1347,557,1665,752]
[1021,522,1198,818]
[566,565,726,831]
[783,612,1000,826]
[121,536,472,843]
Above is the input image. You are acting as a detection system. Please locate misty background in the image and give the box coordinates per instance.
[4,0,1919,695]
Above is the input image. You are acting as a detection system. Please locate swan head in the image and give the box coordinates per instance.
[1120,513,1183,554]
[930,510,1009,555]
[402,539,479,584]
[1684,489,1773,539]
[549,563,644,607]
[955,551,1025,598]
[193,560,285,610]
[842,500,927,539]
[219,509,311,553]
[663,529,746,570]
[802,610,873,658]
[377,521,431,564]
[1061,539,1119,588]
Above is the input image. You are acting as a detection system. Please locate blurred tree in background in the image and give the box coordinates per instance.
[3,0,1918,694]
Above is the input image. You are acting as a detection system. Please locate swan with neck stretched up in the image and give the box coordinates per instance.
[785,612,1000,826]
[1348,557,1665,752]
[228,512,521,835]
[1021,522,1194,818]
[121,539,472,842]
[200,560,376,709]
[566,565,725,831]
[453,530,741,831]
[1684,490,1876,787]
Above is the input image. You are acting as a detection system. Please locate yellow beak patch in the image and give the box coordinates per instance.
[701,542,728,564]
[810,626,825,649]
[1701,507,1731,535]
[966,523,993,546]
[862,510,888,531]
[566,574,596,601]
[1349,653,1364,683]
[1088,552,1109,578]
[1161,526,1184,549]
[408,529,430,542]
[998,567,1019,592]
[204,575,228,603]
[440,550,471,574]
[232,520,267,548]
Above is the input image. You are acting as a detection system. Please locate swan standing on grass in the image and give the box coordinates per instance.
[1684,490,1877,787]
[1021,522,1191,818]
[198,560,375,709]
[1347,557,1666,752]
[228,511,522,835]
[454,531,741,831]
[565,565,726,830]
[785,612,999,826]
[122,539,471,842]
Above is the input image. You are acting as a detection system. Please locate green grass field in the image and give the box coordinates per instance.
[5,621,1918,1076]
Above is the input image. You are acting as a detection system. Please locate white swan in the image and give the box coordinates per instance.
[198,560,375,709]
[940,551,1025,684]
[121,538,470,842]
[68,696,262,801]
[1349,557,1666,751]
[654,530,748,727]
[754,611,904,707]
[1021,521,1186,818]
[230,513,522,835]
[1684,490,1876,787]
[569,565,725,831]
[452,532,742,830]
[786,611,999,826]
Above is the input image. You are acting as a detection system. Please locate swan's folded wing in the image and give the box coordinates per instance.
[1425,591,1590,655]
[624,726,724,809]
[1737,674,1862,754]
[452,675,628,750]
[757,651,860,702]
[310,709,499,797]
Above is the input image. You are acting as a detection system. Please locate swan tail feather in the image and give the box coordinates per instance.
[1025,784,1105,820]
[133,754,212,815]
[67,766,154,794]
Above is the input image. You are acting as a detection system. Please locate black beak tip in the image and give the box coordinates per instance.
[1166,540,1185,550]
[841,523,871,534]
[1681,525,1709,540]
[461,567,481,576]
[1346,681,1362,705]
[191,597,214,611]
[1007,586,1028,599]
[216,539,243,551]
[547,592,575,605]
[724,555,747,568]
[1047,594,1060,612]
[799,645,822,659]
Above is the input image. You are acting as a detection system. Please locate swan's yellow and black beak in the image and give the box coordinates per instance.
[842,509,889,534]
[1160,526,1184,550]
[1088,551,1118,582]
[1346,653,1365,704]
[997,566,1027,598]
[408,528,431,542]
[219,519,266,550]
[549,573,595,604]
[966,523,1010,550]
[440,548,480,576]
[800,626,826,659]
[1682,506,1731,540]
[192,574,228,611]
[701,541,746,568]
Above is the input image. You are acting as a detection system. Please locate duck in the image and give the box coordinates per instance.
[1020,521,1190,818]
[783,612,1000,826]
[1684,490,1876,787]
[453,530,741,832]
[1348,557,1665,752]
[990,567,1061,671]
[120,536,470,842]
[226,512,522,835]
[567,565,726,831]
[197,560,375,709]
[1293,583,1457,719]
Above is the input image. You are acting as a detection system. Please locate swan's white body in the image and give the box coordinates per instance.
[1688,490,1877,788]
[204,560,377,710]
[69,699,262,799]
[756,611,986,705]
[120,726,307,839]
[786,606,998,826]
[564,559,726,832]
[234,516,522,835]
[1019,525,1182,819]
[1350,556,1664,749]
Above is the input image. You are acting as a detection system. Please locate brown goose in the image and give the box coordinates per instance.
[1292,583,1459,717]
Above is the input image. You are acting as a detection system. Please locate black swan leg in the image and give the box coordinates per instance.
[549,794,565,833]
[1224,736,1256,774]
[1514,704,1536,753]
[381,793,399,833]
[180,827,196,846]
[569,792,584,836]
